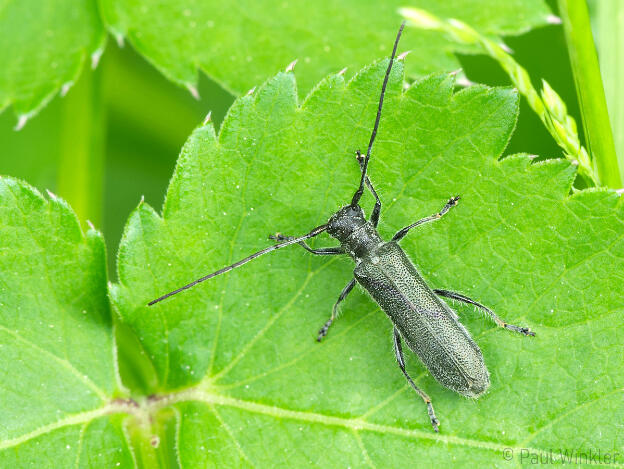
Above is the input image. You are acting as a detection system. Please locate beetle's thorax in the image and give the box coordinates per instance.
[327,205,383,261]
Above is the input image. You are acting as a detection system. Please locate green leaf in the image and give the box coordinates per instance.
[100,0,552,96]
[0,178,132,467]
[111,60,623,465]
[0,0,106,127]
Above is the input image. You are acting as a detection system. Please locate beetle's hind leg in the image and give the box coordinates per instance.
[393,327,440,432]
[317,278,356,342]
[434,289,535,336]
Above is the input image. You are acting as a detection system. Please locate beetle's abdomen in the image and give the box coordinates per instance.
[354,242,489,398]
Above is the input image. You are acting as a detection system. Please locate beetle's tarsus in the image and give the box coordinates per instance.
[317,319,333,342]
[504,323,536,336]
[427,402,440,432]
[269,233,290,242]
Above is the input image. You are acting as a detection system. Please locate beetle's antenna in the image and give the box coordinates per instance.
[351,21,405,207]
[148,224,328,306]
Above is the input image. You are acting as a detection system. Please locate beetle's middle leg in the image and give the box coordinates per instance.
[393,326,440,432]
[434,289,535,336]
[317,278,356,342]
[269,234,344,255]
[392,196,460,242]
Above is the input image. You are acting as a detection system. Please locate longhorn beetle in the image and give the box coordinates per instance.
[148,22,535,432]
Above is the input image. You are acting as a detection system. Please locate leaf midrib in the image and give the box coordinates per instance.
[3,381,622,467]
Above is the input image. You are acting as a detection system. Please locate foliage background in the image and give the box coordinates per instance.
[1,0,623,467]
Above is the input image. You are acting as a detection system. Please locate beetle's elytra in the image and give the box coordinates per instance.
[149,22,535,432]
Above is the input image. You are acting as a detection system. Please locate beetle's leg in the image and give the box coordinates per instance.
[269,234,344,255]
[393,327,440,432]
[317,278,356,341]
[355,150,382,227]
[392,196,460,242]
[434,289,535,337]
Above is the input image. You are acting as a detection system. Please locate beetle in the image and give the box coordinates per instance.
[148,22,535,431]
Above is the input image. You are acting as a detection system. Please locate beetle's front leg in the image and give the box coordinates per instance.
[269,233,344,255]
[392,196,460,242]
[317,278,356,341]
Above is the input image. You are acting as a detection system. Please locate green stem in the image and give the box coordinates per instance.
[592,0,624,185]
[126,406,180,468]
[58,62,106,225]
[557,0,621,188]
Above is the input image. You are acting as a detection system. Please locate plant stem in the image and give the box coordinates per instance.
[557,0,621,188]
[125,406,180,468]
[58,61,106,226]
[591,0,624,185]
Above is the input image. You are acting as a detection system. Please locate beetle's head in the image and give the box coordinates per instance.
[326,204,366,242]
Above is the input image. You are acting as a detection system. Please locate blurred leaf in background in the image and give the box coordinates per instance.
[0,0,105,126]
[99,0,552,95]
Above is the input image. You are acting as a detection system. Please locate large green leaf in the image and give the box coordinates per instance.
[0,0,105,127]
[0,178,133,466]
[109,60,623,466]
[100,0,552,96]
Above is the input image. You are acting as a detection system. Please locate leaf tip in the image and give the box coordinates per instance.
[499,41,514,54]
[14,114,30,131]
[546,14,562,25]
[85,219,105,244]
[455,75,474,88]
[60,82,74,97]
[91,48,104,69]
[186,83,200,100]
[285,59,298,73]
[397,50,411,61]
[399,7,443,30]
[46,189,58,201]
[203,111,212,125]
